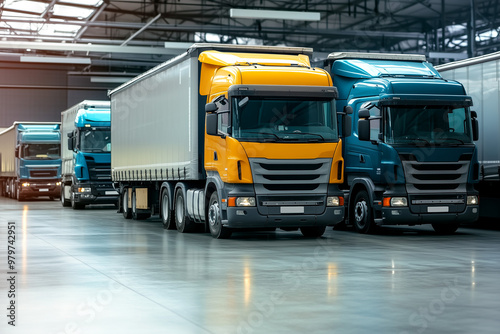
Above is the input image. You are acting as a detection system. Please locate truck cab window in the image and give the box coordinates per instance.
[232,96,338,142]
[385,105,472,145]
[21,143,61,160]
[80,129,111,153]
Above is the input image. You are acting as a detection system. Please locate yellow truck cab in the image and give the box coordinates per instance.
[110,44,346,239]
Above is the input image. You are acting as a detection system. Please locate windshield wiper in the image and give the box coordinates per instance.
[399,136,432,145]
[283,132,325,141]
[438,138,465,145]
[244,131,280,142]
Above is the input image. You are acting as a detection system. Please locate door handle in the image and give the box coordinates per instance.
[214,151,218,161]
[359,154,365,163]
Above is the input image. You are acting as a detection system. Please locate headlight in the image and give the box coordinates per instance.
[56,182,62,186]
[78,187,91,193]
[327,196,344,206]
[390,197,408,207]
[467,195,479,205]
[22,182,30,187]
[236,197,256,207]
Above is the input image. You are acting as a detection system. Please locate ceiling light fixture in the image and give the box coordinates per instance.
[20,56,91,64]
[229,9,321,21]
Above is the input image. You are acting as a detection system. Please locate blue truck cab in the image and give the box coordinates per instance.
[60,101,118,209]
[13,123,61,200]
[325,52,480,234]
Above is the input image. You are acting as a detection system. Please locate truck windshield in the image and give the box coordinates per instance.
[21,143,60,160]
[80,128,111,152]
[385,105,473,145]
[231,97,338,142]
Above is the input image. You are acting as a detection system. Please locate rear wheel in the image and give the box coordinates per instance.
[432,223,459,235]
[131,190,150,220]
[161,189,175,229]
[208,191,232,239]
[300,226,326,238]
[122,189,132,219]
[175,189,196,233]
[352,190,376,234]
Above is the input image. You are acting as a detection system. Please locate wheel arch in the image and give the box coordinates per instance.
[348,178,376,217]
[204,172,226,224]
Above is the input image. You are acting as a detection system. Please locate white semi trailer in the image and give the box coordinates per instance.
[437,52,500,219]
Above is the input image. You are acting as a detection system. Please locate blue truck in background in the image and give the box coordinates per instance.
[324,52,480,234]
[60,101,118,209]
[0,122,61,201]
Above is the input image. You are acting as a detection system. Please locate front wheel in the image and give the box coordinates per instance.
[432,223,459,235]
[71,192,85,210]
[208,191,232,239]
[61,186,70,207]
[352,190,375,234]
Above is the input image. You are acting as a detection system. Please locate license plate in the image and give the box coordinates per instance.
[105,190,119,196]
[428,206,449,213]
[280,206,304,214]
[39,189,49,192]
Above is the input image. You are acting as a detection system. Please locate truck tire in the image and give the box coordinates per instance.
[161,189,175,229]
[122,189,132,219]
[61,187,71,207]
[208,191,232,239]
[300,226,326,238]
[352,190,376,234]
[131,190,150,220]
[174,188,196,233]
[432,223,459,235]
[71,192,85,210]
[16,186,25,201]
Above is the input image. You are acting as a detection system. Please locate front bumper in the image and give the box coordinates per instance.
[73,182,119,205]
[19,181,61,198]
[379,205,479,225]
[226,205,344,229]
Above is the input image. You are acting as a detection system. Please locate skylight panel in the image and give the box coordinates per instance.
[52,4,94,19]
[3,0,47,15]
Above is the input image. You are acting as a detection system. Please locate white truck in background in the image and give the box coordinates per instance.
[437,52,500,219]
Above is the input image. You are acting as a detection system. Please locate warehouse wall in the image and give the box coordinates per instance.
[0,65,110,128]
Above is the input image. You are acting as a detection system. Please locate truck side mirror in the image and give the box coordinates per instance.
[358,108,370,119]
[471,110,479,141]
[344,106,353,114]
[358,119,370,141]
[206,113,218,136]
[67,137,74,151]
[205,102,218,113]
[357,108,371,141]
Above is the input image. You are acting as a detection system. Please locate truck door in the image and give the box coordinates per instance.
[346,101,382,184]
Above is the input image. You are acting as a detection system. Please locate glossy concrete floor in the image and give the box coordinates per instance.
[1,197,500,334]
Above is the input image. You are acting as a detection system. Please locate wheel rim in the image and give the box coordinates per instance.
[208,200,219,228]
[354,200,368,227]
[161,192,169,221]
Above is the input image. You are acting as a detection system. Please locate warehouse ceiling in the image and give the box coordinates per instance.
[0,0,498,76]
